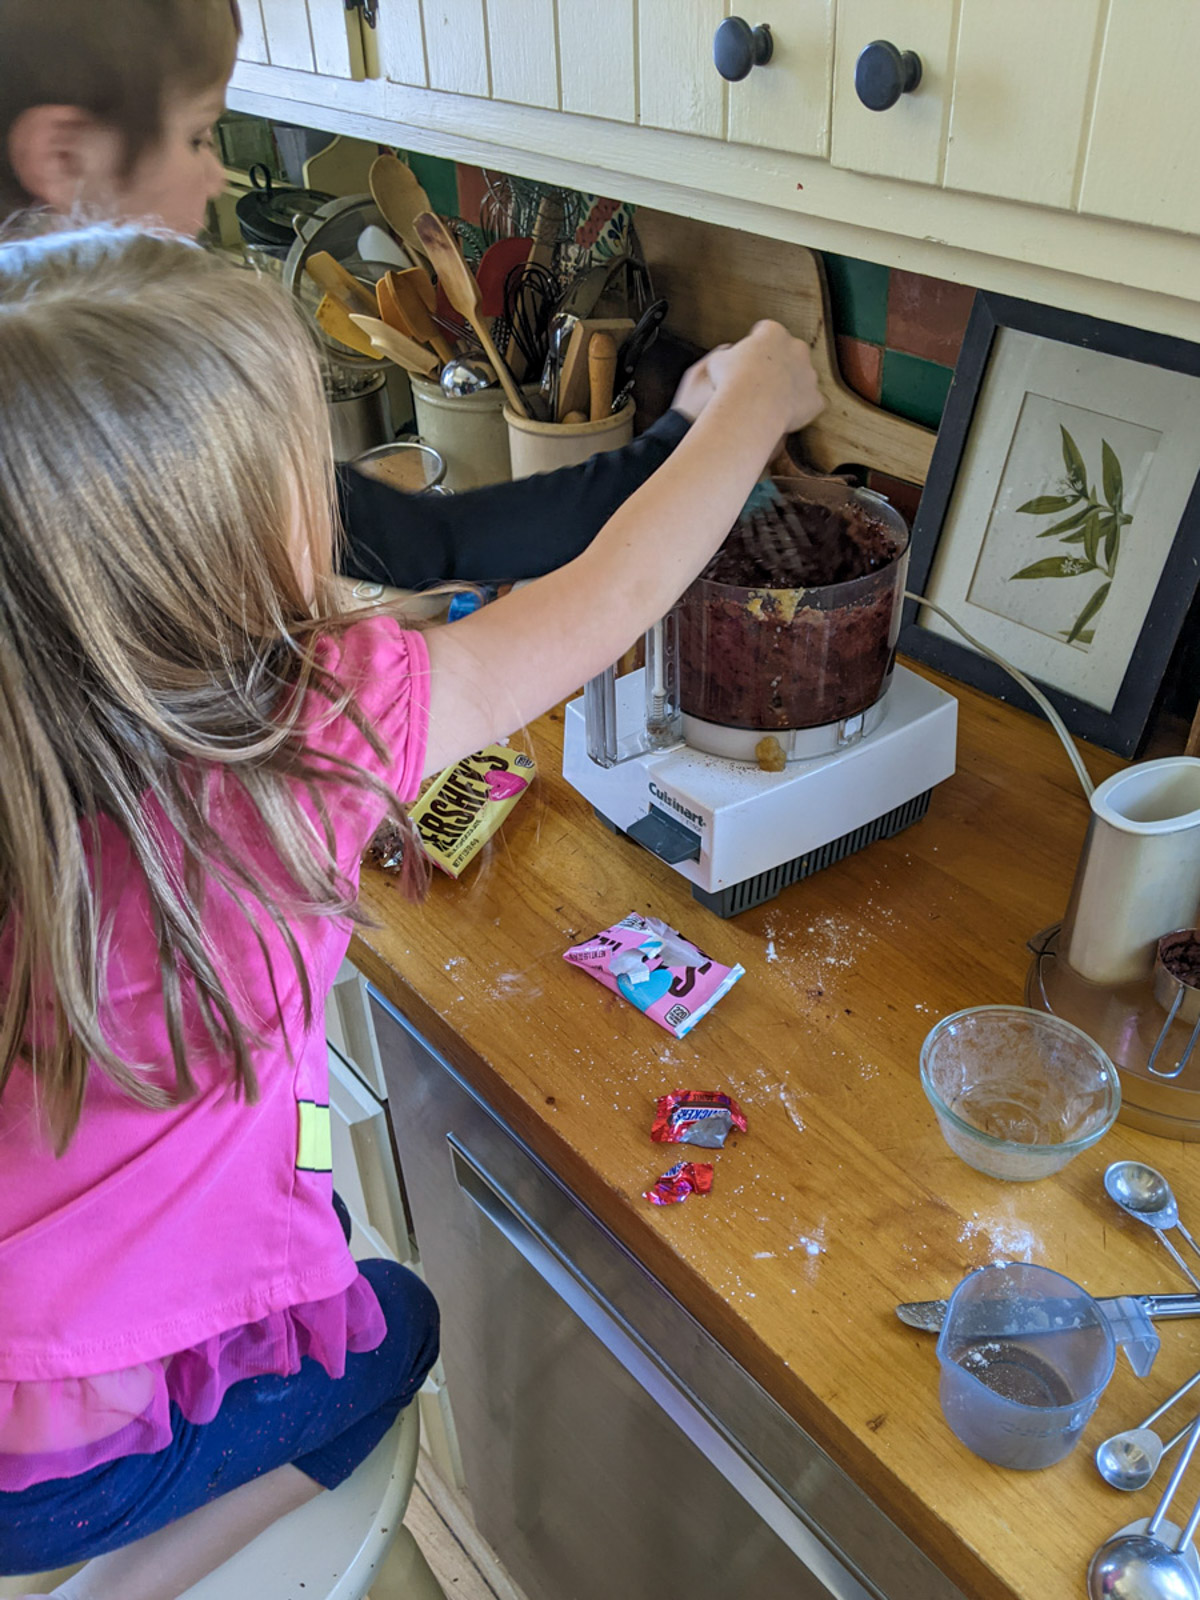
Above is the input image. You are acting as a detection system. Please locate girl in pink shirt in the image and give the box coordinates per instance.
[0,223,821,1599]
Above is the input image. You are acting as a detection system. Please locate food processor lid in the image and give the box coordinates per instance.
[235,163,333,249]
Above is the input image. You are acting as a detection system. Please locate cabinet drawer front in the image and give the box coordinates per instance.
[559,0,636,123]
[727,1,835,158]
[489,0,559,109]
[237,0,270,66]
[943,0,1102,210]
[257,0,365,78]
[424,0,490,97]
[1080,1,1200,233]
[639,0,726,139]
[375,0,427,86]
[830,0,954,184]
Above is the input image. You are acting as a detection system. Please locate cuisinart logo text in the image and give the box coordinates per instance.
[648,783,706,829]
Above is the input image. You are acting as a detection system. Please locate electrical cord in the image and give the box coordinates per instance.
[904,588,1096,801]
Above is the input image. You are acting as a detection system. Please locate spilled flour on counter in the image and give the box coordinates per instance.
[960,1211,1038,1263]
[788,1223,827,1282]
[765,939,778,963]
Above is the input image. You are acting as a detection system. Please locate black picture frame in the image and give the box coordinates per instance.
[899,290,1200,757]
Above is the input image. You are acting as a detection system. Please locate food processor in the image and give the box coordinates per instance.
[562,477,958,915]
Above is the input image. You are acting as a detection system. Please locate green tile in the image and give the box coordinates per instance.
[821,252,890,345]
[400,151,460,219]
[880,350,954,431]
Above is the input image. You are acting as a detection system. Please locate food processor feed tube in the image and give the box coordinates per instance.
[1060,758,1200,986]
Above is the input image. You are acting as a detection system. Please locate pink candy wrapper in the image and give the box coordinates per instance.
[643,1160,714,1206]
[563,913,744,1039]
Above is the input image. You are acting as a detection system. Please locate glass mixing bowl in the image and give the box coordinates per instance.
[920,1005,1120,1181]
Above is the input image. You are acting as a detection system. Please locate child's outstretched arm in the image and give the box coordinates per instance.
[338,360,715,590]
[421,321,822,776]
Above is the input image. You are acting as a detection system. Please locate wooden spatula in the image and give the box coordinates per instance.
[369,154,435,270]
[386,270,453,367]
[414,211,530,419]
[347,314,440,377]
[315,296,384,361]
[305,251,377,317]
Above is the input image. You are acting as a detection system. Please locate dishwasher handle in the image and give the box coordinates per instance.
[449,1135,885,1600]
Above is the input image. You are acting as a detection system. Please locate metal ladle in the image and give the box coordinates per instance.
[1106,1162,1200,1294]
[1097,1369,1200,1491]
[1089,1417,1200,1600]
[440,357,496,398]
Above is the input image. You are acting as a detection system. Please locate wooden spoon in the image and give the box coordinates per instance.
[414,211,530,419]
[369,154,435,269]
[347,314,439,377]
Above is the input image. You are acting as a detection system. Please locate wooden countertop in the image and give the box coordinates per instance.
[351,667,1200,1600]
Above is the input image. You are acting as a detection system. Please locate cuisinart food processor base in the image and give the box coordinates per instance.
[563,664,957,917]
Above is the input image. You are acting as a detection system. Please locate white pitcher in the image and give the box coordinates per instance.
[1061,757,1200,987]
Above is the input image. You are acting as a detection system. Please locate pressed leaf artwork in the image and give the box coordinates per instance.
[1008,425,1133,646]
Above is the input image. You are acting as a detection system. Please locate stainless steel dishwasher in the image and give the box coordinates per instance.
[372,990,965,1600]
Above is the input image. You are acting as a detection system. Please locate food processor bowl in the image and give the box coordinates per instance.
[677,483,910,760]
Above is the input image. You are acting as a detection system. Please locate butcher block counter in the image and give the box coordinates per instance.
[350,666,1199,1600]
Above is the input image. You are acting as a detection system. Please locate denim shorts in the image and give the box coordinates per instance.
[0,1257,439,1575]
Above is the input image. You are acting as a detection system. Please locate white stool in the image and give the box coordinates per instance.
[1,1404,447,1600]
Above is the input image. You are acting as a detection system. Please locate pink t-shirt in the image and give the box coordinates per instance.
[0,617,429,1489]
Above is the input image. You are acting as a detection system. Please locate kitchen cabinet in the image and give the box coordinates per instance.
[239,0,369,80]
[1080,0,1200,235]
[325,973,467,1490]
[229,3,1200,358]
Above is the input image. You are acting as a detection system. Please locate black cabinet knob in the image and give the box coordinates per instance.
[854,39,922,111]
[713,17,774,82]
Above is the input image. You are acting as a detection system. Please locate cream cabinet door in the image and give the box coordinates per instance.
[559,0,635,123]
[830,0,954,183]
[255,0,368,79]
[943,0,1103,211]
[236,0,270,65]
[1080,0,1200,234]
[725,2,835,159]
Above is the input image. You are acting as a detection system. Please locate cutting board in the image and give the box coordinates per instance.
[634,209,936,486]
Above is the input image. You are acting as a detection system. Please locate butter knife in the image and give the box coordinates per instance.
[896,1292,1200,1335]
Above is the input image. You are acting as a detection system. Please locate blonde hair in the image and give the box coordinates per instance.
[0,224,403,1149]
[0,0,240,214]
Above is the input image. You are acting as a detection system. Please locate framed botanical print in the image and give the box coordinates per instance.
[900,291,1200,756]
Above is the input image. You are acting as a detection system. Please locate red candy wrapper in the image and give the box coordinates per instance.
[643,1160,714,1206]
[651,1089,748,1149]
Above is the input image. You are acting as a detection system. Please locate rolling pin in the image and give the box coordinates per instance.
[588,332,618,421]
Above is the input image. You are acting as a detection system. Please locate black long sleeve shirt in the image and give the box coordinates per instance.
[337,410,690,588]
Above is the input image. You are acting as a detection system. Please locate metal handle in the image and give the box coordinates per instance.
[449,1135,884,1600]
[713,17,774,81]
[1157,1231,1200,1294]
[1149,1415,1200,1539]
[854,40,922,111]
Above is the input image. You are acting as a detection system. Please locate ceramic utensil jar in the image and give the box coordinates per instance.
[1060,758,1200,986]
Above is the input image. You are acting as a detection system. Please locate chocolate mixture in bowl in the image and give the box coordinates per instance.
[678,485,909,732]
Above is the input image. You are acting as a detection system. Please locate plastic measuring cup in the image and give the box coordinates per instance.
[936,1263,1159,1470]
